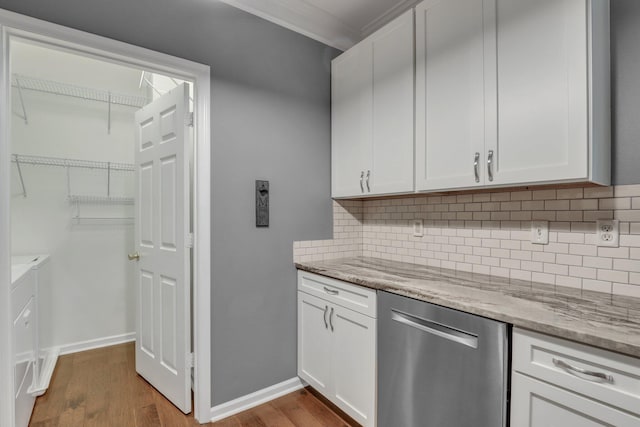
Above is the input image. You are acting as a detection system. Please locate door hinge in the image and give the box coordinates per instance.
[187,352,195,369]
[186,232,194,248]
[185,111,194,127]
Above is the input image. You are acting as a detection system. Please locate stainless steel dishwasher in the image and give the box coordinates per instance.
[378,291,509,427]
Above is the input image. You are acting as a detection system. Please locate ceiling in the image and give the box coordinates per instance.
[218,0,421,51]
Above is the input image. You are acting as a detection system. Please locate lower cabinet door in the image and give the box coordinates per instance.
[297,292,333,395]
[511,372,640,427]
[331,305,376,427]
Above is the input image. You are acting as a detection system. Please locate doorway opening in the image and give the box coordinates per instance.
[1,14,211,426]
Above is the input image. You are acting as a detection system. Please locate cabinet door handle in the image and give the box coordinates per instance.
[474,152,480,183]
[323,305,329,329]
[329,307,334,332]
[487,150,494,182]
[323,286,339,296]
[552,358,614,383]
[360,171,364,193]
[366,170,371,192]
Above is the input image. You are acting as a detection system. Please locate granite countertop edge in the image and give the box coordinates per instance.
[295,258,640,359]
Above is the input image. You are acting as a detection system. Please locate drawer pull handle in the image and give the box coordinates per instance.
[487,150,494,182]
[323,287,339,296]
[323,305,328,329]
[473,152,480,183]
[552,358,614,383]
[329,307,334,332]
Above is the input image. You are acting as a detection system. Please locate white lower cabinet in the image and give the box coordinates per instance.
[511,328,640,427]
[12,270,38,427]
[297,271,376,427]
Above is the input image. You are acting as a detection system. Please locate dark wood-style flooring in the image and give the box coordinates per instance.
[29,342,357,427]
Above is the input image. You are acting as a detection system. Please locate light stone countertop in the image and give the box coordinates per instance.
[295,257,640,359]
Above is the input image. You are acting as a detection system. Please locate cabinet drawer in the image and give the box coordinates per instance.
[511,372,640,427]
[11,271,35,319]
[513,328,640,415]
[297,271,376,318]
[14,298,36,395]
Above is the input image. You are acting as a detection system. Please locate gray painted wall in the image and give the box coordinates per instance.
[611,0,640,185]
[0,0,336,406]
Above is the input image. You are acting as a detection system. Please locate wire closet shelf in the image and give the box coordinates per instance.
[12,74,149,108]
[11,154,135,223]
[12,153,134,172]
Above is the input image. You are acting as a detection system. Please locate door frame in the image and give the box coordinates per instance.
[0,9,212,426]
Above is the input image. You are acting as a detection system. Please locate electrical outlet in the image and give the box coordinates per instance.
[531,221,549,245]
[413,219,424,237]
[596,220,619,247]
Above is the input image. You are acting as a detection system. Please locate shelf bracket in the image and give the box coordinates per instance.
[13,154,27,198]
[107,162,111,197]
[14,76,28,125]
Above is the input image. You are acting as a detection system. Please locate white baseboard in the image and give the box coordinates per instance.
[209,377,306,422]
[43,332,136,356]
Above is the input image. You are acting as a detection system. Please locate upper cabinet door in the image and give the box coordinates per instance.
[415,0,486,191]
[370,9,415,195]
[486,0,597,186]
[332,44,372,198]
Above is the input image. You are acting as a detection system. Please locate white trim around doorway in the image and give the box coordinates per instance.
[0,9,212,426]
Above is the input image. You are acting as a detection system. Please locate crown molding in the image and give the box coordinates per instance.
[218,0,360,51]
[361,0,422,37]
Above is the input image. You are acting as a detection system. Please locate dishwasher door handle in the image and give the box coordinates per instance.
[391,310,478,349]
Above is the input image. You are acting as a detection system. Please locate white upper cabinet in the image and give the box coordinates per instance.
[415,0,486,191]
[370,11,415,196]
[415,0,610,192]
[488,0,610,186]
[332,44,372,198]
[332,9,415,198]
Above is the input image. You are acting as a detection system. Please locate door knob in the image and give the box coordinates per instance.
[128,252,140,261]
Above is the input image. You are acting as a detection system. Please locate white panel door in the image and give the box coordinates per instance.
[331,305,376,427]
[134,84,191,414]
[297,292,333,396]
[415,0,486,191]
[488,0,589,185]
[331,42,372,198]
[511,373,640,427]
[370,9,414,195]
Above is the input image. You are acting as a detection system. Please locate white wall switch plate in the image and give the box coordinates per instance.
[531,221,549,245]
[596,220,619,247]
[413,219,424,237]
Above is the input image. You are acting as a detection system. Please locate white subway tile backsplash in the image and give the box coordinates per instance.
[557,188,584,199]
[615,184,640,197]
[583,279,612,293]
[600,198,631,210]
[533,189,556,200]
[556,254,583,266]
[584,186,614,198]
[570,199,598,210]
[546,200,570,210]
[598,269,629,283]
[613,259,640,273]
[511,191,532,201]
[294,185,640,297]
[615,210,640,221]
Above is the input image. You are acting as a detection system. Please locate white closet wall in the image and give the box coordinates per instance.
[10,42,143,351]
